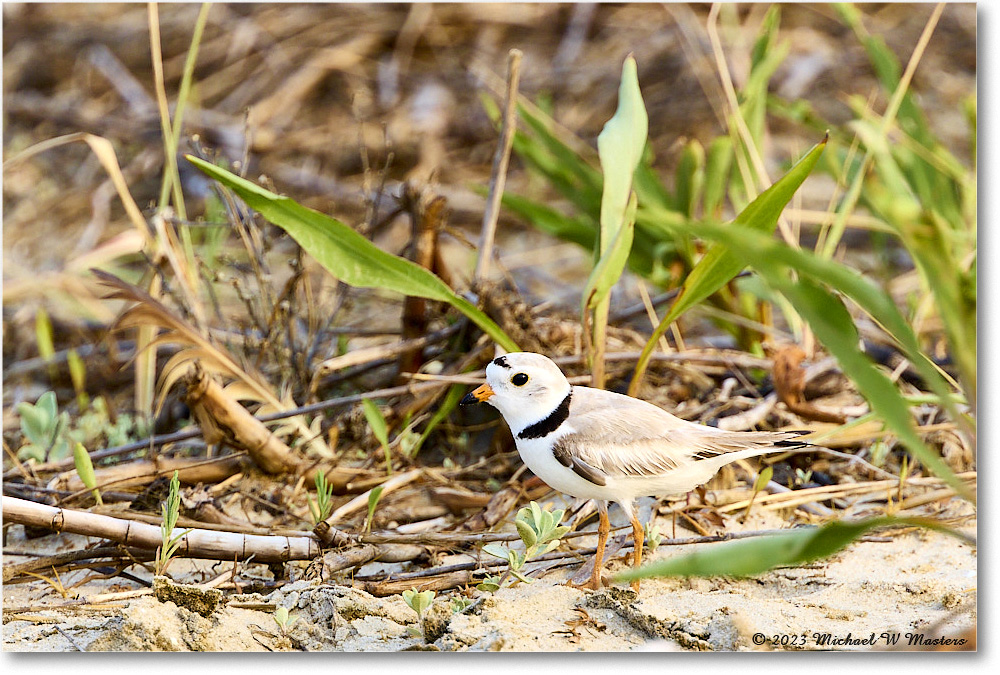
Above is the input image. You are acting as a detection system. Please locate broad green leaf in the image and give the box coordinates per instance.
[185,156,518,352]
[596,55,648,256]
[630,136,828,394]
[481,544,509,560]
[582,54,648,314]
[615,516,969,580]
[515,519,538,550]
[17,401,51,446]
[37,391,58,425]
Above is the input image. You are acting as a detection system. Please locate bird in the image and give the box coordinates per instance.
[460,351,809,591]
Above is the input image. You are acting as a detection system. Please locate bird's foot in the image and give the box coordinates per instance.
[567,573,609,591]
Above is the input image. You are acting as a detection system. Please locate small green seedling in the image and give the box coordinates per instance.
[35,307,57,382]
[644,522,663,553]
[476,574,501,594]
[743,465,774,519]
[73,442,102,505]
[450,597,473,614]
[361,399,392,475]
[273,606,297,636]
[402,588,435,638]
[307,471,334,525]
[66,348,89,410]
[156,471,190,576]
[363,485,384,534]
[481,501,570,585]
[16,391,70,463]
[16,392,148,464]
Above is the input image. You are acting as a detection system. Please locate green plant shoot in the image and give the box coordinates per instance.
[307,470,334,525]
[73,442,102,505]
[361,399,392,475]
[66,348,89,410]
[402,588,436,638]
[364,485,384,534]
[157,470,189,576]
[582,55,648,387]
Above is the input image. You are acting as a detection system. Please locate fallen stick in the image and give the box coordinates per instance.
[2,496,321,563]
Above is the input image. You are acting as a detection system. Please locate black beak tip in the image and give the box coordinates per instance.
[460,392,479,406]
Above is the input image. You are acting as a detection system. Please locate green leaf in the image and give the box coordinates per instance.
[515,519,538,550]
[37,391,58,427]
[17,402,51,446]
[616,516,968,581]
[753,465,774,492]
[361,399,389,448]
[411,384,465,458]
[482,544,510,561]
[73,442,102,505]
[703,136,735,217]
[692,222,971,500]
[582,192,637,313]
[596,55,649,252]
[35,307,55,363]
[630,135,828,394]
[185,155,518,352]
[676,136,827,322]
[675,139,705,219]
[361,399,392,473]
[365,485,384,533]
[67,349,89,410]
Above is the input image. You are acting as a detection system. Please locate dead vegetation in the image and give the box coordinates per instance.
[2,3,976,651]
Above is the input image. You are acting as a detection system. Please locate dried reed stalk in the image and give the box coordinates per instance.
[184,361,303,474]
[2,496,321,563]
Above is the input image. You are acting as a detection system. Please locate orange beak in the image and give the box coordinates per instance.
[460,383,494,405]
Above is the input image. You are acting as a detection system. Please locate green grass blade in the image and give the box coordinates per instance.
[629,135,828,394]
[691,222,973,500]
[186,156,518,352]
[703,136,734,218]
[411,383,466,458]
[674,140,705,219]
[615,516,969,580]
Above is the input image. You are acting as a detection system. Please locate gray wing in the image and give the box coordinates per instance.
[553,386,805,481]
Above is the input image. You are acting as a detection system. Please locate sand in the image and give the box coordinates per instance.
[2,501,976,652]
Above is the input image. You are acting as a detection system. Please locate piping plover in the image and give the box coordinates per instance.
[460,351,808,590]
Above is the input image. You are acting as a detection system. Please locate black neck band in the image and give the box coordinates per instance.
[517,391,572,440]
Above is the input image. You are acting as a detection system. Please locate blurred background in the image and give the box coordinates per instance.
[2,3,977,462]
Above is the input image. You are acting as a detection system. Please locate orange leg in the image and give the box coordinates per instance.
[628,509,645,591]
[588,501,611,591]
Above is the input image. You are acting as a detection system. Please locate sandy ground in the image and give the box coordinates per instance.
[2,500,976,652]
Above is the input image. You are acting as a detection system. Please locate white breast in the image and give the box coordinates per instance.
[514,434,618,502]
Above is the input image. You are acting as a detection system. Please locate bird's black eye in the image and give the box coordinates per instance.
[511,372,529,386]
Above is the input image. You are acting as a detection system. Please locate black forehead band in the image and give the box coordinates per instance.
[492,356,511,369]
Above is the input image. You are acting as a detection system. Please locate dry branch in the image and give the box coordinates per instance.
[184,361,303,475]
[50,454,244,495]
[2,496,321,563]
